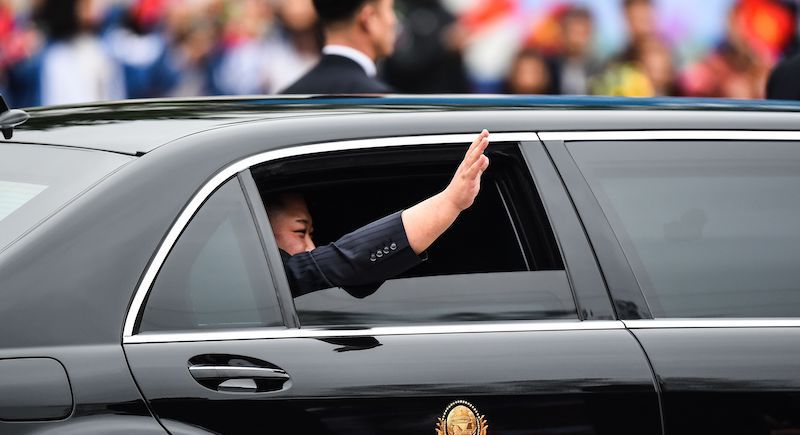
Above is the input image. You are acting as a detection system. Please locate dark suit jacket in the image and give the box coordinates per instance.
[280,211,423,298]
[280,54,393,94]
[767,54,800,100]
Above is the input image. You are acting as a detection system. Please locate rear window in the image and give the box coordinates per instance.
[0,143,133,252]
[568,140,800,318]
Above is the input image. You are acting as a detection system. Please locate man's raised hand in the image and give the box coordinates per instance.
[443,129,490,211]
[401,130,490,254]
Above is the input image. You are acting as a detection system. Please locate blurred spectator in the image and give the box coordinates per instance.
[383,0,469,93]
[2,0,799,105]
[263,0,321,94]
[590,61,654,97]
[106,0,180,99]
[212,0,277,95]
[35,0,125,105]
[766,53,800,100]
[680,3,774,99]
[214,0,320,95]
[549,6,600,95]
[591,0,675,97]
[636,36,677,96]
[618,0,659,62]
[164,0,219,97]
[504,48,554,95]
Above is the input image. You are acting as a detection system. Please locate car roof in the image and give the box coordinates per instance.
[11,95,800,156]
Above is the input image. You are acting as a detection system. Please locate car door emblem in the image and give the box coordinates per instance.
[436,400,488,435]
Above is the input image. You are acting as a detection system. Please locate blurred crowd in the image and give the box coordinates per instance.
[0,0,798,107]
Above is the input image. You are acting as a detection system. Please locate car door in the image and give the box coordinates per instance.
[123,134,662,435]
[544,131,800,435]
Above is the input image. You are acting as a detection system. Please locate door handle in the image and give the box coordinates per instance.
[189,363,291,393]
[189,365,290,381]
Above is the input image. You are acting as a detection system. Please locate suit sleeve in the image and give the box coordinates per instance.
[281,211,425,298]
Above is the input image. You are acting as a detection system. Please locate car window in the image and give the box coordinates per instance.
[0,143,133,252]
[568,140,800,318]
[253,142,577,327]
[138,177,283,333]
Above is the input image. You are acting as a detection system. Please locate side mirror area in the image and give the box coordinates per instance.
[0,95,30,140]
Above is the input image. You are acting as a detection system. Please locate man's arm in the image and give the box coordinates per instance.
[282,130,491,298]
[402,129,490,254]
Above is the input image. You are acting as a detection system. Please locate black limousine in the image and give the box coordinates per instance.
[1,95,799,435]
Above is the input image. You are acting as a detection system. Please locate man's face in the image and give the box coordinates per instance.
[367,0,397,59]
[268,194,316,256]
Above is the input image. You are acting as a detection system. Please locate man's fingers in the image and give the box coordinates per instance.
[464,130,490,163]
[465,136,489,169]
[465,154,489,179]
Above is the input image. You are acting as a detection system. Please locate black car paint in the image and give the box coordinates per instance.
[632,328,800,434]
[0,96,799,433]
[126,330,661,434]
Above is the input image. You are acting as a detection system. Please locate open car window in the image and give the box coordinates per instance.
[252,142,577,327]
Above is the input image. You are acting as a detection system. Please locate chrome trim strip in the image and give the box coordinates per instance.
[123,132,539,338]
[624,319,800,329]
[539,130,800,142]
[124,321,624,344]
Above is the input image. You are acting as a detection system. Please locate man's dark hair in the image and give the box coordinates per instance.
[264,191,305,217]
[313,0,373,25]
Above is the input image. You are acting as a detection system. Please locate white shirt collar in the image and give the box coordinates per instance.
[322,45,377,77]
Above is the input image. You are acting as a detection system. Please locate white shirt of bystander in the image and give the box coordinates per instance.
[321,44,377,77]
[40,34,125,106]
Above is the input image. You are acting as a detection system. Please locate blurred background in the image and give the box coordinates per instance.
[0,0,797,107]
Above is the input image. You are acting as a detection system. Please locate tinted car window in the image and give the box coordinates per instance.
[0,143,133,252]
[568,140,800,318]
[256,143,576,327]
[139,177,283,333]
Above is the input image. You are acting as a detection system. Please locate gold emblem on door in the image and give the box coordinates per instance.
[436,400,488,435]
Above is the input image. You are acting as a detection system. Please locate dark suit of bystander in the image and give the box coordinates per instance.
[281,54,392,94]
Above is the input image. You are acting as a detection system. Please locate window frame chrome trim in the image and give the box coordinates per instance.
[124,320,625,344]
[123,132,540,338]
[539,130,800,142]
[624,319,800,329]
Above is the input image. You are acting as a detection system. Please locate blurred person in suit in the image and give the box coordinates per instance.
[766,53,800,100]
[281,0,397,94]
[268,130,491,297]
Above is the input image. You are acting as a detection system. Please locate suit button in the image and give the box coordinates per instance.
[390,243,397,251]
[376,250,383,258]
[383,247,390,254]
[370,254,376,262]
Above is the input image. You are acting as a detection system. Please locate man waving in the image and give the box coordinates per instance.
[268,130,492,297]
